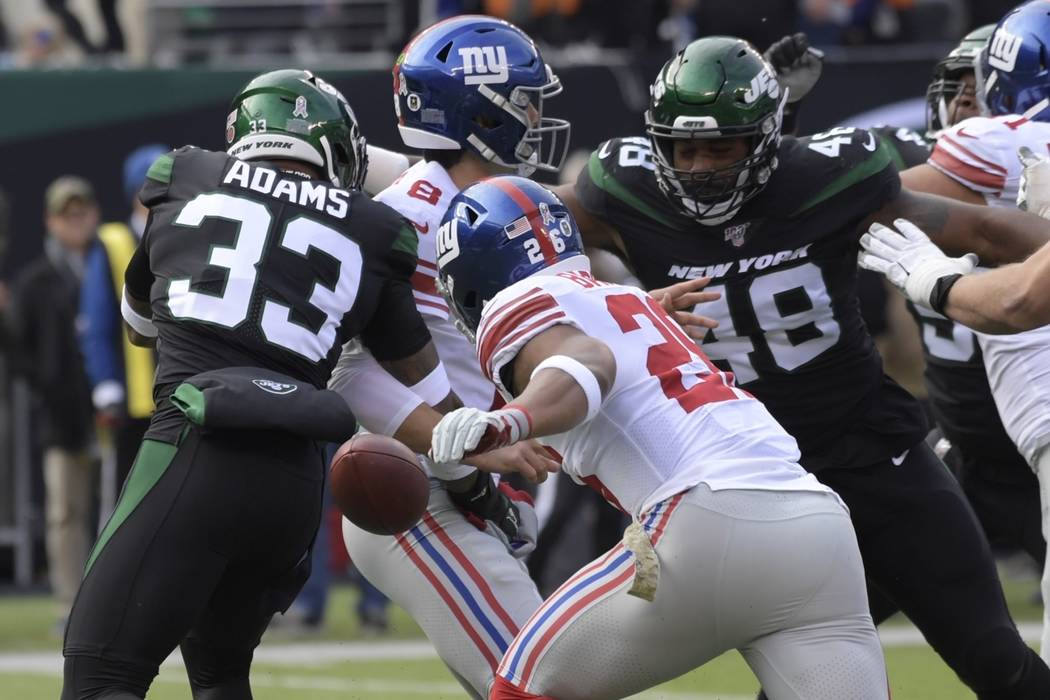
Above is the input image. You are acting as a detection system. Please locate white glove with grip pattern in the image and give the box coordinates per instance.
[1018,146,1050,219]
[859,219,977,311]
[430,406,532,465]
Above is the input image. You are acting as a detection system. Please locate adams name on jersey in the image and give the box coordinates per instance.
[576,129,927,470]
[126,147,430,437]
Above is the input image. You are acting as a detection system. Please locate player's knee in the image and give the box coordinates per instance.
[489,675,555,700]
[181,637,252,698]
[957,626,1033,693]
[62,654,151,700]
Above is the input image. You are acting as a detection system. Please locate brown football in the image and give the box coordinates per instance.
[329,433,429,535]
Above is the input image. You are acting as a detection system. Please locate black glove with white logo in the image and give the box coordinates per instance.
[448,471,537,559]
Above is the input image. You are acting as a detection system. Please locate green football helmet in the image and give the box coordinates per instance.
[925,25,994,138]
[226,69,367,189]
[646,37,786,224]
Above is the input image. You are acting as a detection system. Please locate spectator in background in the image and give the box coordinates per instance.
[8,176,98,632]
[79,144,166,492]
[7,17,77,69]
[43,0,124,57]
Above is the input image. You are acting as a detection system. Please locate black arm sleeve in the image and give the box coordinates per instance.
[359,226,432,362]
[123,224,154,302]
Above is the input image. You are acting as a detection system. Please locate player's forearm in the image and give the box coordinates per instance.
[944,251,1050,333]
[510,333,616,438]
[970,204,1050,265]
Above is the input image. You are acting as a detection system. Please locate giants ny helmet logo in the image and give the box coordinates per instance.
[459,46,510,85]
[988,27,1023,72]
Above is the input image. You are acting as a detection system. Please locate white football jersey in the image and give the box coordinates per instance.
[931,115,1050,463]
[375,160,499,411]
[477,258,832,517]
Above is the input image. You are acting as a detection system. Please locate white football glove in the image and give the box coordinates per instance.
[1018,146,1050,219]
[859,219,977,310]
[430,406,532,465]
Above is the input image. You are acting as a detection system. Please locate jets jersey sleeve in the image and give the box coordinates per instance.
[476,264,830,518]
[870,125,932,170]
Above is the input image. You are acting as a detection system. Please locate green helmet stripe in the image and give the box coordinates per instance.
[790,141,893,217]
[587,151,680,229]
[146,153,174,185]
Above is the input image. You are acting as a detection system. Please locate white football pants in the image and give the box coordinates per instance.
[343,479,543,699]
[494,485,888,700]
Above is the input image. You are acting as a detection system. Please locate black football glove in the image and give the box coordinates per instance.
[447,471,538,558]
[763,32,823,104]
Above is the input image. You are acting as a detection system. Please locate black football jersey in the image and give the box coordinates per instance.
[126,147,430,437]
[866,126,1023,462]
[576,131,928,470]
[870,125,931,170]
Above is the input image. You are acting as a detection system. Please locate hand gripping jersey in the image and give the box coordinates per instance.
[126,147,430,439]
[476,262,831,518]
[931,115,1050,464]
[373,160,499,410]
[576,131,927,470]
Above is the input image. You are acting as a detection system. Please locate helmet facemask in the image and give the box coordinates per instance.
[471,66,571,176]
[925,67,978,138]
[647,92,785,225]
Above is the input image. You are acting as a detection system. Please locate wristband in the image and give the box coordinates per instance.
[121,287,157,338]
[530,355,603,422]
[409,365,452,407]
[929,273,964,315]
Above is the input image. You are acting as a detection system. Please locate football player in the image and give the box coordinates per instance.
[430,176,888,700]
[554,35,1050,698]
[870,22,1046,591]
[327,17,569,699]
[61,68,470,700]
[861,0,1050,664]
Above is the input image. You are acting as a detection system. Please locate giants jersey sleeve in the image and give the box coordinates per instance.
[374,160,500,410]
[928,115,1050,203]
[476,267,828,517]
[375,160,459,320]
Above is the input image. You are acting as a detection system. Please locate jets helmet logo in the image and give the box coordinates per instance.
[988,27,1023,72]
[743,69,780,105]
[459,46,510,85]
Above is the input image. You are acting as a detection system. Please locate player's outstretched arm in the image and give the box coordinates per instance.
[430,325,615,464]
[866,188,1050,265]
[859,218,1050,333]
[942,243,1050,333]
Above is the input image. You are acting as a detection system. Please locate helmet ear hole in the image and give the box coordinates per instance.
[463,290,479,311]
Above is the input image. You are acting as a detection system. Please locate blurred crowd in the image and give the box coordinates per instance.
[0,0,1022,70]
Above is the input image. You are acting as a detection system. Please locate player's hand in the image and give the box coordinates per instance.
[859,219,977,309]
[464,440,560,483]
[763,33,823,103]
[448,473,539,558]
[650,277,720,339]
[1018,146,1050,219]
[431,406,532,465]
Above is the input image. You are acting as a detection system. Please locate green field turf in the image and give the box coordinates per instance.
[0,568,1040,700]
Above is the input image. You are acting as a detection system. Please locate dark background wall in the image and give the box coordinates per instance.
[0,53,936,276]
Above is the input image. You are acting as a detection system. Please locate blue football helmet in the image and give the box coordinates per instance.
[435,176,584,338]
[393,15,570,175]
[976,0,1050,121]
